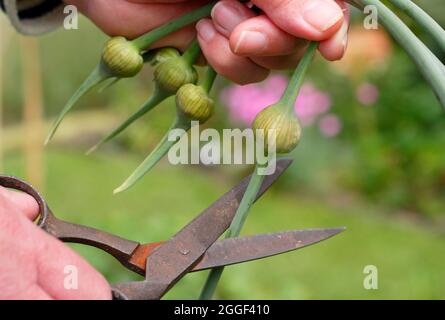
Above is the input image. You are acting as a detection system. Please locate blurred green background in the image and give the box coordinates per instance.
[1,1,445,299]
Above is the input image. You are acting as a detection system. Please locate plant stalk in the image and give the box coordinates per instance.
[199,164,267,300]
[201,67,218,93]
[387,0,445,52]
[280,42,318,113]
[349,0,445,109]
[114,118,192,193]
[131,1,217,50]
[87,86,168,154]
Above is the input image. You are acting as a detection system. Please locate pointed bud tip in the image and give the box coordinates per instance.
[44,134,53,146]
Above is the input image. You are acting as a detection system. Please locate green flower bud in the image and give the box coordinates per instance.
[154,57,198,95]
[148,47,181,66]
[176,84,214,123]
[252,104,302,154]
[102,37,143,78]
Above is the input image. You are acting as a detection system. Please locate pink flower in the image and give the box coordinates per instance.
[356,83,379,106]
[295,84,331,126]
[319,114,342,137]
[221,75,285,125]
[221,75,332,127]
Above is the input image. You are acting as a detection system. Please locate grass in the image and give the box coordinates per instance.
[4,150,445,299]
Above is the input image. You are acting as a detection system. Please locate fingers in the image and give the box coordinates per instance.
[35,228,112,300]
[229,15,306,57]
[251,0,344,41]
[0,187,39,221]
[197,19,270,84]
[318,1,350,61]
[0,189,110,300]
[251,51,306,70]
[210,0,256,38]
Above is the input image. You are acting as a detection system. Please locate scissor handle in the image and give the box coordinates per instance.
[0,175,142,270]
[0,175,51,228]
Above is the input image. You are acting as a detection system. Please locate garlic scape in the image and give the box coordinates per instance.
[200,43,318,300]
[349,0,445,110]
[387,0,445,53]
[114,67,217,194]
[45,1,217,144]
[86,42,200,155]
[253,41,317,154]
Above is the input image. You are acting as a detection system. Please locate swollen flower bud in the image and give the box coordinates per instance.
[176,84,214,122]
[148,47,181,66]
[154,57,198,95]
[252,104,302,154]
[102,37,144,78]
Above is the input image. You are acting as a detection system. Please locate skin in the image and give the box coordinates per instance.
[0,188,111,299]
[65,0,350,84]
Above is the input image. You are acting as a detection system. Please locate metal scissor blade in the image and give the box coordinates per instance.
[140,158,293,299]
[191,228,346,271]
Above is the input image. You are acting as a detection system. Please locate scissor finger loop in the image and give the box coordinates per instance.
[0,175,51,229]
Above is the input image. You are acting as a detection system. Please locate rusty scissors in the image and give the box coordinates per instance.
[0,159,344,300]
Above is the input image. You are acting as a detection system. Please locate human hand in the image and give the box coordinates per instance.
[65,0,349,84]
[0,187,111,300]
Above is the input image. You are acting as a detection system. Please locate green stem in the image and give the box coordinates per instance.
[201,67,218,93]
[199,163,267,300]
[131,1,217,50]
[182,39,202,65]
[350,0,445,109]
[45,65,109,145]
[280,42,318,113]
[97,77,120,93]
[114,117,192,193]
[87,87,169,154]
[387,0,445,52]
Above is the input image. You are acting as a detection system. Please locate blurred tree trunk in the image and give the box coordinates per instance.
[0,17,9,172]
[20,37,45,190]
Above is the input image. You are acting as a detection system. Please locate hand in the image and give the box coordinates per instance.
[65,0,349,84]
[0,187,111,300]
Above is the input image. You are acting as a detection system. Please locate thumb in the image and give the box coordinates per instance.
[251,0,345,41]
[0,187,39,221]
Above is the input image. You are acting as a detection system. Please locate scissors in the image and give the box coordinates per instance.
[0,159,345,300]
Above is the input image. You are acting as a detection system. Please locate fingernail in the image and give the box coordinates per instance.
[211,1,244,34]
[234,30,267,54]
[303,0,343,32]
[336,20,349,55]
[196,20,216,42]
